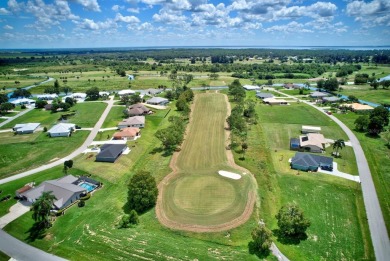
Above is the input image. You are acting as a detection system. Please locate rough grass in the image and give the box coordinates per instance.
[0,131,89,178]
[334,112,390,234]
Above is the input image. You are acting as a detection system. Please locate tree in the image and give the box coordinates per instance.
[0,102,14,113]
[368,116,385,135]
[64,160,73,169]
[316,79,325,90]
[31,191,56,228]
[348,95,359,103]
[155,128,183,150]
[332,139,345,157]
[35,99,48,109]
[62,86,72,95]
[165,90,174,101]
[0,93,8,104]
[11,88,31,98]
[229,79,245,102]
[354,115,369,131]
[119,210,139,228]
[65,97,75,106]
[382,129,390,146]
[129,94,142,104]
[54,79,60,88]
[251,224,273,253]
[86,87,100,100]
[127,171,158,213]
[324,78,339,92]
[275,203,311,237]
[176,98,189,112]
[241,142,248,158]
[370,106,389,128]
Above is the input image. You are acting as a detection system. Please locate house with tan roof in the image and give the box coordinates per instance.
[263,97,288,105]
[299,133,327,153]
[118,116,145,129]
[113,127,140,140]
[125,104,151,116]
[344,103,374,111]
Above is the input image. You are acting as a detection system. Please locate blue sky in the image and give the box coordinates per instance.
[0,0,389,48]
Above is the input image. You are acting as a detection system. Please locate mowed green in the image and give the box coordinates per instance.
[161,93,255,227]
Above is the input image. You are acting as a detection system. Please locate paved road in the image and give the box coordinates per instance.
[274,89,390,261]
[0,97,115,185]
[0,230,67,261]
[0,107,34,128]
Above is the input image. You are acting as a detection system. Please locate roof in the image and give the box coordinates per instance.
[345,103,374,111]
[118,90,135,95]
[145,88,163,95]
[10,98,35,105]
[97,144,127,159]
[126,104,150,115]
[146,97,168,103]
[72,93,87,98]
[291,152,333,167]
[243,85,260,90]
[323,96,340,102]
[310,91,329,97]
[256,92,274,99]
[263,97,288,104]
[290,138,300,145]
[378,75,390,82]
[48,123,76,134]
[119,116,145,126]
[37,94,58,99]
[99,91,110,96]
[21,175,86,209]
[16,184,33,194]
[300,133,326,148]
[113,127,140,139]
[13,123,40,132]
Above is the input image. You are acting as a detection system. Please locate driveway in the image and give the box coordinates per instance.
[0,202,31,229]
[317,162,360,182]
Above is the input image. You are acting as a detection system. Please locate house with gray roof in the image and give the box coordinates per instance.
[145,88,163,96]
[13,123,40,134]
[256,92,274,99]
[146,97,169,105]
[322,96,341,103]
[310,91,330,98]
[290,152,333,172]
[47,123,76,137]
[118,116,145,129]
[96,144,128,163]
[125,104,151,116]
[20,175,87,210]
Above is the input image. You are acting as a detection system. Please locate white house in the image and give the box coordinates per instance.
[146,97,169,105]
[13,123,40,134]
[118,90,135,96]
[37,94,58,100]
[10,98,35,106]
[243,85,261,91]
[48,123,76,137]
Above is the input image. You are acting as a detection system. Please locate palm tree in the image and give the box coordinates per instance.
[32,191,57,228]
[332,139,345,157]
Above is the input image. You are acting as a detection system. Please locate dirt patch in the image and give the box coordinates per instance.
[155,93,257,233]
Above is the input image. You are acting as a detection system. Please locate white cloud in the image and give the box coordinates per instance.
[153,10,187,24]
[0,8,10,15]
[76,18,117,30]
[127,8,140,13]
[112,5,124,12]
[7,0,22,13]
[347,0,390,26]
[115,13,140,23]
[69,0,101,12]
[264,21,313,33]
[3,25,13,30]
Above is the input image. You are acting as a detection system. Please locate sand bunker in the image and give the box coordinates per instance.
[218,170,241,180]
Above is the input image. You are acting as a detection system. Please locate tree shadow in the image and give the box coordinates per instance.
[149,147,163,155]
[25,222,47,242]
[272,229,308,245]
[364,133,381,139]
[247,241,271,259]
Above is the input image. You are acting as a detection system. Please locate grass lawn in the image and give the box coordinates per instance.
[339,87,390,105]
[334,112,390,234]
[0,251,10,261]
[3,101,261,261]
[228,93,373,260]
[101,105,126,128]
[0,131,89,178]
[0,102,106,130]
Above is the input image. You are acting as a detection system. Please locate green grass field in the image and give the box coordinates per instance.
[160,93,256,227]
[0,131,89,178]
[334,112,390,234]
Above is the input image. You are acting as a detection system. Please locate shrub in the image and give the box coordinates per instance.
[78,201,85,207]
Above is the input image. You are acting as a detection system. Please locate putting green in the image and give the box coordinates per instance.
[157,93,257,231]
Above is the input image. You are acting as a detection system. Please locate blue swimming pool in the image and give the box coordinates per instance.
[78,182,97,192]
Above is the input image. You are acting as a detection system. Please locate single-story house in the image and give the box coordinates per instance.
[15,183,34,198]
[118,116,145,129]
[302,125,321,134]
[322,96,341,103]
[96,144,128,163]
[125,104,151,116]
[291,152,333,172]
[378,74,390,82]
[299,133,327,153]
[310,92,329,98]
[118,90,135,96]
[72,93,87,99]
[284,83,305,89]
[10,98,35,106]
[146,97,169,105]
[20,175,87,210]
[263,97,288,105]
[113,127,140,140]
[290,138,300,150]
[256,92,274,99]
[13,123,40,134]
[99,91,110,97]
[44,104,53,111]
[48,123,76,137]
[37,94,58,100]
[344,103,374,111]
[145,88,163,96]
[243,85,261,91]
